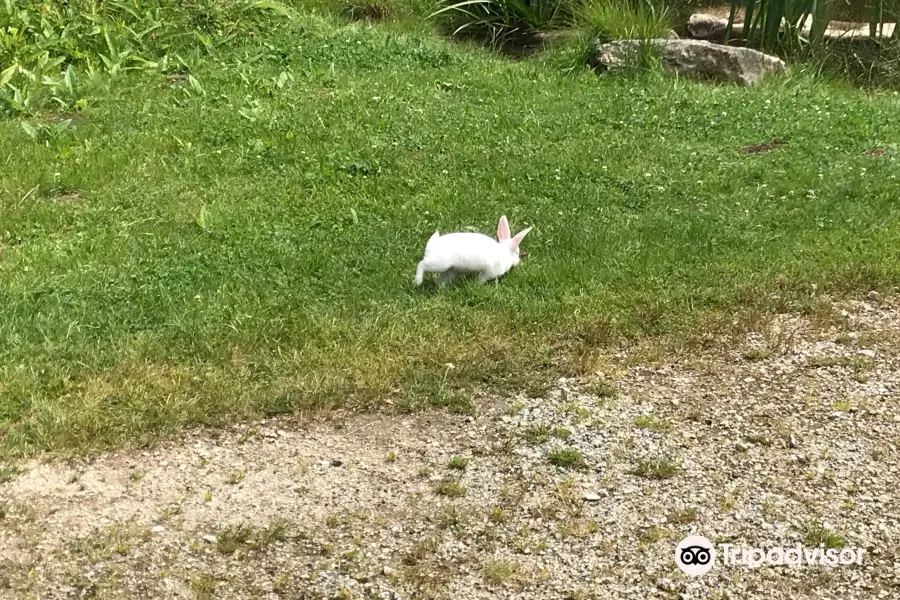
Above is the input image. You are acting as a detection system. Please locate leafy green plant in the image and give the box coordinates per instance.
[19,118,74,145]
[0,0,294,116]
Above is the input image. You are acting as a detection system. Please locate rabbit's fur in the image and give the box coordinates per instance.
[414,216,532,286]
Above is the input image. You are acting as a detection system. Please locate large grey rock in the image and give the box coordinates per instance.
[589,39,785,86]
[687,13,743,41]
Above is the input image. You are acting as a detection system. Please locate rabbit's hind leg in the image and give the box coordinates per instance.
[476,271,498,285]
[414,260,429,286]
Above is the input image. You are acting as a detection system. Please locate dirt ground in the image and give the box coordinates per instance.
[2,297,899,599]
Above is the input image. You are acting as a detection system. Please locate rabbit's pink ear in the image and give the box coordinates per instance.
[510,226,533,249]
[497,215,511,241]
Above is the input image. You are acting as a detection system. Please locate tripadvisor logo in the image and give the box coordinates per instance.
[674,536,865,576]
[675,536,716,576]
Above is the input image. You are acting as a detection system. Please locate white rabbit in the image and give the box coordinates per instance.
[414,215,533,287]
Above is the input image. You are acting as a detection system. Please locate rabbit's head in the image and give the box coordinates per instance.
[496,215,533,267]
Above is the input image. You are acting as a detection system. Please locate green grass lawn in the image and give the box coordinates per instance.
[2,6,899,456]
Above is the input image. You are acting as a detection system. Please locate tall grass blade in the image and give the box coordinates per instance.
[763,0,784,49]
[743,0,756,44]
[810,0,826,49]
[725,1,739,40]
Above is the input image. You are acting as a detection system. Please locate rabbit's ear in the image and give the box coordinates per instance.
[510,226,533,249]
[497,215,511,241]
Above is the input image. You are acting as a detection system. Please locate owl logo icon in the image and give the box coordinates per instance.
[675,535,716,576]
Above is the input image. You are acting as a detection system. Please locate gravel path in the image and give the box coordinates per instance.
[2,297,899,599]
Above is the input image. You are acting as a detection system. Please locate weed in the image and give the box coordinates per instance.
[745,434,773,447]
[189,573,218,600]
[630,458,679,479]
[438,505,463,530]
[69,522,148,562]
[802,520,846,549]
[584,379,617,398]
[666,507,697,525]
[762,498,780,521]
[547,448,587,470]
[834,333,853,345]
[216,523,254,555]
[253,518,292,549]
[447,456,469,470]
[639,525,671,544]
[742,348,774,361]
[435,480,467,497]
[551,426,573,440]
[633,414,670,432]
[273,572,292,593]
[832,398,853,412]
[523,424,553,444]
[0,465,22,484]
[403,537,440,565]
[489,506,508,523]
[557,518,599,538]
[483,559,519,585]
[226,470,245,485]
[561,402,591,423]
[718,494,737,512]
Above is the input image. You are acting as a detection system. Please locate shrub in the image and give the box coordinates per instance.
[577,0,674,43]
[430,0,578,44]
[725,0,898,54]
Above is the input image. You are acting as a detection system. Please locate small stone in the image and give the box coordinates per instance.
[151,525,165,534]
[867,290,880,302]
[330,459,343,467]
[858,349,876,358]
[583,492,602,502]
[202,534,217,543]
[383,566,398,577]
